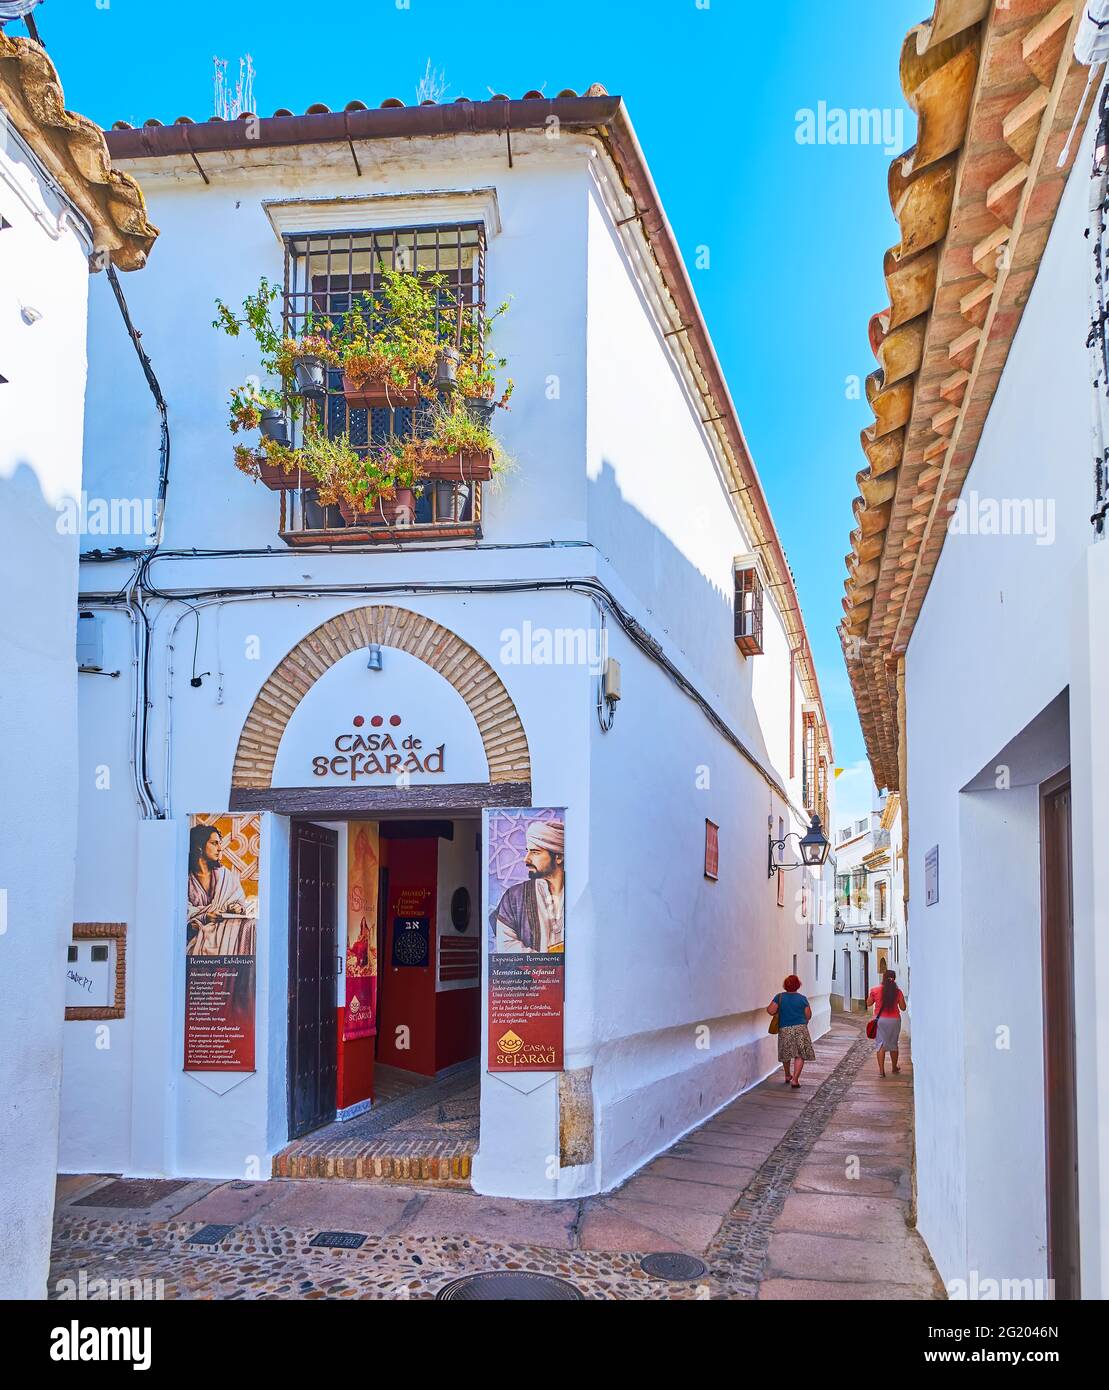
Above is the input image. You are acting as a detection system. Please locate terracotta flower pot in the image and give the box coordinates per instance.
[337,494,410,526]
[255,460,299,491]
[341,371,421,409]
[414,449,494,482]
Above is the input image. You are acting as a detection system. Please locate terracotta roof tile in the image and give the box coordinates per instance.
[0,32,157,269]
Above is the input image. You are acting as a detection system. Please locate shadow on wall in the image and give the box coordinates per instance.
[586,455,772,771]
[0,460,81,1298]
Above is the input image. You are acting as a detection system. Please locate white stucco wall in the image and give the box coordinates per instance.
[0,125,90,1297]
[904,110,1106,1295]
[67,132,832,1199]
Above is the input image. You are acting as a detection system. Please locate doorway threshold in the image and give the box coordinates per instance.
[273,1061,478,1186]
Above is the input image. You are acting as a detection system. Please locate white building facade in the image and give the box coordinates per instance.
[831,795,906,1013]
[0,30,156,1297]
[62,91,834,1201]
[841,1,1107,1300]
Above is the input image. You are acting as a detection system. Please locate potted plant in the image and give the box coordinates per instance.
[275,329,338,400]
[335,270,444,408]
[402,398,501,482]
[454,298,514,425]
[302,433,420,526]
[233,435,303,491]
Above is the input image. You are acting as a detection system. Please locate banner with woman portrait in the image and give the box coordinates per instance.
[345,822,379,1040]
[184,814,259,1072]
[485,808,566,1072]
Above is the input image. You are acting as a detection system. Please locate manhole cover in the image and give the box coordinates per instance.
[309,1231,367,1250]
[639,1253,708,1281]
[436,1271,584,1301]
[187,1224,236,1246]
[74,1178,191,1209]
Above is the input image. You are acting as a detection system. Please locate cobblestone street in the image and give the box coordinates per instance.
[50,1018,942,1301]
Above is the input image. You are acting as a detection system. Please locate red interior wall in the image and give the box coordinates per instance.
[436,986,480,1072]
[337,1029,375,1110]
[376,837,438,1076]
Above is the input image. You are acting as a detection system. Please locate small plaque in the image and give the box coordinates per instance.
[924,845,939,907]
[391,916,430,967]
[309,1230,367,1250]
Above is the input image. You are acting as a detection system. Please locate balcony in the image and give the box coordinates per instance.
[276,473,481,547]
[216,220,512,549]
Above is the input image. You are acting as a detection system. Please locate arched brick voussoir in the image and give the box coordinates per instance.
[230,605,531,790]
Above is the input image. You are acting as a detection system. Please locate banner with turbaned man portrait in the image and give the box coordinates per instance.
[184,814,259,1072]
[485,808,566,1072]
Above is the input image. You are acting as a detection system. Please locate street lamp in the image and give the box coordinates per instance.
[768,814,830,878]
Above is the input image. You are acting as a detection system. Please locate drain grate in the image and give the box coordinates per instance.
[187,1224,236,1246]
[639,1252,708,1282]
[309,1231,367,1250]
[74,1178,191,1209]
[436,1271,584,1301]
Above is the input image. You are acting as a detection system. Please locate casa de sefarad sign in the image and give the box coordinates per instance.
[312,718,446,781]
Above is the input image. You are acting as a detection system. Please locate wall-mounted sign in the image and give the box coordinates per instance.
[485,808,566,1072]
[185,814,259,1072]
[925,845,940,907]
[390,885,433,968]
[345,823,379,1040]
[272,648,488,788]
[313,726,445,781]
[392,915,430,967]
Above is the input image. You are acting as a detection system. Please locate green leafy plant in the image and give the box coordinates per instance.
[229,382,283,434]
[337,270,446,390]
[454,299,514,408]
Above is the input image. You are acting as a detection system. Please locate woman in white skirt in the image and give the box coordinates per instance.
[867,970,907,1077]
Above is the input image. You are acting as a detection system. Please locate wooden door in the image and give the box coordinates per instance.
[1040,770,1080,1298]
[288,822,338,1139]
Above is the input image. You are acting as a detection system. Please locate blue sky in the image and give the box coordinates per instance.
[37,0,918,824]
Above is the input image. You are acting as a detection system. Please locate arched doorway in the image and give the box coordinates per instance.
[229,604,533,1157]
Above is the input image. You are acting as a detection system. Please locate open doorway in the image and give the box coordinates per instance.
[285,814,482,1152]
[1040,769,1079,1299]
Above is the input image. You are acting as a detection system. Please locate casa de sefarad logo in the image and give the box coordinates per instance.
[496,1028,556,1067]
[312,713,445,781]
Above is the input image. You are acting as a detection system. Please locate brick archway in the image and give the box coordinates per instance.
[231,605,531,790]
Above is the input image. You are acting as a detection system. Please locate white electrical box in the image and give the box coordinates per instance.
[603,657,622,702]
[66,939,115,1009]
[76,612,103,671]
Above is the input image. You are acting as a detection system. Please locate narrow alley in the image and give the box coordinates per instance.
[49,1019,940,1301]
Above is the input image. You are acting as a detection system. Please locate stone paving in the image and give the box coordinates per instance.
[273,1061,479,1183]
[49,1017,942,1300]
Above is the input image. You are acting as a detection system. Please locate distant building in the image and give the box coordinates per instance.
[0,28,156,1297]
[831,795,906,1013]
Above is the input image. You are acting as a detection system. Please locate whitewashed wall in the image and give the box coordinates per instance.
[904,110,1106,1296]
[0,128,90,1297]
[68,133,832,1198]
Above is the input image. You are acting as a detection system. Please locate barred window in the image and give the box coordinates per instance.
[734,565,763,656]
[281,223,486,536]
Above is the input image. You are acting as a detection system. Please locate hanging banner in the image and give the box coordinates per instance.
[485,808,566,1072]
[345,823,379,1040]
[185,814,259,1072]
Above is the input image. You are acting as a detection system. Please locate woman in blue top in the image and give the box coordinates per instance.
[767,974,816,1089]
